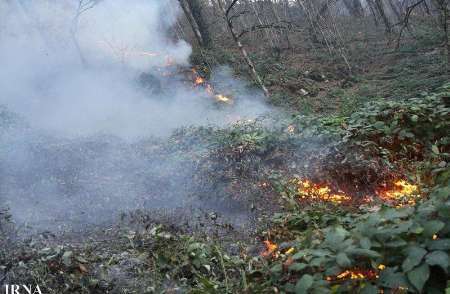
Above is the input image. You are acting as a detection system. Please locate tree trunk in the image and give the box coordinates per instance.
[186,0,213,48]
[216,0,270,97]
[178,0,205,47]
[374,0,393,33]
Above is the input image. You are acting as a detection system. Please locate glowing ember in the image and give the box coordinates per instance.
[194,76,205,85]
[293,179,351,204]
[286,125,295,134]
[327,268,379,281]
[261,240,278,258]
[215,94,233,104]
[190,68,234,105]
[285,247,295,255]
[377,180,419,206]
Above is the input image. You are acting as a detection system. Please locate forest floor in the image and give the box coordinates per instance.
[1,29,449,293]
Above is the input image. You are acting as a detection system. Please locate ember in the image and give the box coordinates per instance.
[326,268,379,282]
[190,68,234,105]
[286,125,295,134]
[215,94,233,104]
[294,179,351,204]
[194,76,205,85]
[377,180,419,206]
[261,240,278,258]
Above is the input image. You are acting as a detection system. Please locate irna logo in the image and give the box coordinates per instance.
[3,285,43,294]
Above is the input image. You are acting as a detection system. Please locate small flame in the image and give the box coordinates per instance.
[377,180,419,206]
[294,179,351,204]
[215,94,233,104]
[286,125,295,134]
[327,268,379,281]
[261,240,278,258]
[190,68,234,105]
[194,76,205,85]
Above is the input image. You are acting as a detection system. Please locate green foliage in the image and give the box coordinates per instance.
[256,184,450,293]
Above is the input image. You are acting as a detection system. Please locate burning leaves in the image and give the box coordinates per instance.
[191,68,234,105]
[326,268,379,282]
[292,179,351,204]
[261,240,278,258]
[376,180,419,207]
[284,177,420,207]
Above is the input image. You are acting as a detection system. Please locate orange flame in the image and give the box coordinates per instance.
[294,179,351,204]
[194,76,205,85]
[215,94,233,104]
[326,268,379,282]
[377,180,418,206]
[261,240,278,258]
[190,67,234,105]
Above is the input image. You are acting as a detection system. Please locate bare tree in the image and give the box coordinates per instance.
[216,0,270,97]
[71,0,101,67]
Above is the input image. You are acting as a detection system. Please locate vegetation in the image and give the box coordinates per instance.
[1,0,449,293]
[2,82,448,293]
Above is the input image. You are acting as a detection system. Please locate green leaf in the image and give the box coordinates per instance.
[423,220,445,237]
[293,251,307,260]
[360,284,378,294]
[428,239,450,250]
[432,145,440,154]
[336,252,351,268]
[295,274,314,294]
[385,239,408,248]
[346,248,381,259]
[324,226,348,248]
[402,246,427,272]
[270,264,283,273]
[425,251,449,271]
[360,237,371,249]
[407,263,430,293]
[289,263,308,272]
[378,268,409,289]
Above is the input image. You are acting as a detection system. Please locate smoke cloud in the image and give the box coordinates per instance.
[0,0,268,232]
[0,0,268,138]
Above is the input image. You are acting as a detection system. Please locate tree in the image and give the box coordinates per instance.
[179,0,213,48]
[342,0,364,17]
[216,0,270,97]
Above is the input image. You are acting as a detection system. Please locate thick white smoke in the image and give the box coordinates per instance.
[0,0,268,139]
[0,0,267,232]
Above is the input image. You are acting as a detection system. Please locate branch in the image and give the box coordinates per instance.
[394,0,425,49]
[225,0,239,18]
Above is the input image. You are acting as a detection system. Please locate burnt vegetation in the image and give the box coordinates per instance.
[1,0,450,293]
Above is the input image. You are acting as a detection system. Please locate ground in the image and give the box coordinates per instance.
[1,23,449,293]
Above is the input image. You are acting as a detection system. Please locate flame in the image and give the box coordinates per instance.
[215,94,233,104]
[286,125,295,134]
[377,180,419,206]
[190,67,234,105]
[261,240,278,258]
[194,76,205,85]
[294,179,351,204]
[327,268,379,282]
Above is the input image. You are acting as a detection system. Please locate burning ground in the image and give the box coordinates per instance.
[1,83,449,293]
[1,0,450,293]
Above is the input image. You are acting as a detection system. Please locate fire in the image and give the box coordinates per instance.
[194,76,205,85]
[326,268,379,282]
[190,67,234,105]
[261,240,278,258]
[215,94,233,104]
[377,180,419,206]
[294,179,351,204]
[286,125,295,134]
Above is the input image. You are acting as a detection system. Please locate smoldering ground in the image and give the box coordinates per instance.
[0,0,269,233]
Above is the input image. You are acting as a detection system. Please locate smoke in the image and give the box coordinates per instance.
[0,0,268,138]
[0,0,268,232]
